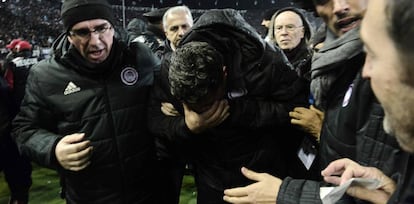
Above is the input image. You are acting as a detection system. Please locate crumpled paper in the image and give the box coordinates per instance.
[320,178,380,204]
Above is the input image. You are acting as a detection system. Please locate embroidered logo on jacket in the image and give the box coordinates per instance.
[64,81,81,95]
[121,67,139,85]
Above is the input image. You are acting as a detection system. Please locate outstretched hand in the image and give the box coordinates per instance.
[223,167,282,204]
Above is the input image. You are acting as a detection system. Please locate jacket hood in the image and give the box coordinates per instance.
[51,32,70,60]
[179,9,266,72]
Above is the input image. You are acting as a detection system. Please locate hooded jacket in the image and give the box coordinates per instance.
[12,33,160,203]
[149,9,309,203]
[180,9,308,128]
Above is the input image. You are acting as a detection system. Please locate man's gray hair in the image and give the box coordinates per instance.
[163,5,194,31]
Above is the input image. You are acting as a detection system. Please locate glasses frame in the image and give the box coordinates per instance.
[69,24,112,40]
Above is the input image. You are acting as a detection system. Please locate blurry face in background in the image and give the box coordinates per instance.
[261,19,271,28]
[274,11,305,51]
[164,12,193,50]
[68,19,114,64]
[314,0,367,37]
[361,0,414,153]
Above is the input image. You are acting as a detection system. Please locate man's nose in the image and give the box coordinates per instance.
[332,0,350,15]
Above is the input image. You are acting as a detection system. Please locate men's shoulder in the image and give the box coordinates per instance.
[28,58,62,78]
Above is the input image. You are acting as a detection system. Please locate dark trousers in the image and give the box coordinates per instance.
[157,158,187,204]
[0,134,32,202]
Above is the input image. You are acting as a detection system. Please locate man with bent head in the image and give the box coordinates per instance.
[322,0,414,203]
[224,0,413,203]
[166,9,309,203]
[12,0,160,203]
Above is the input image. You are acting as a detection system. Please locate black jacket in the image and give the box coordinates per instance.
[148,39,191,160]
[9,50,39,108]
[12,33,161,204]
[149,9,309,203]
[132,24,165,55]
[0,77,12,143]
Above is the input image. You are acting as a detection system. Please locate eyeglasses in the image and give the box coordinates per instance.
[275,25,303,33]
[69,24,112,40]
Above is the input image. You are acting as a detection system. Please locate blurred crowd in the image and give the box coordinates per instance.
[0,0,317,59]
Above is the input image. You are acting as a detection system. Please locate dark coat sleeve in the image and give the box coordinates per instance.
[228,46,309,128]
[12,64,61,169]
[147,55,195,159]
[0,78,11,142]
[277,177,323,204]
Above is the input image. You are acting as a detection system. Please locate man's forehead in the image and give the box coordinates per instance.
[72,19,110,29]
[276,12,302,22]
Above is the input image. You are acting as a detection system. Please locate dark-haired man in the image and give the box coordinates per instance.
[166,8,309,203]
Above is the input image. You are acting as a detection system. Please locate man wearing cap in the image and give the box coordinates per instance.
[12,0,161,203]
[5,39,22,59]
[0,40,34,204]
[132,7,169,55]
[8,40,39,106]
[1,39,21,76]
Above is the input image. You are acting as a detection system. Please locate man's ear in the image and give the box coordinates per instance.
[300,27,305,39]
[67,35,74,44]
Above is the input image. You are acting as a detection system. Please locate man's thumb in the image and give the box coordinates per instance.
[241,167,262,182]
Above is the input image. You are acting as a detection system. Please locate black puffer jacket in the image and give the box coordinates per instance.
[12,33,160,204]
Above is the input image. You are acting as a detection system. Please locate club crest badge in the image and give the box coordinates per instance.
[121,67,139,85]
